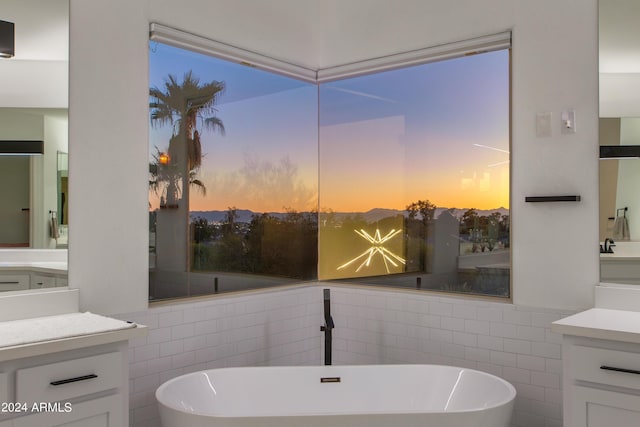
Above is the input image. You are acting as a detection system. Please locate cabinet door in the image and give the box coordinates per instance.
[572,385,640,426]
[12,395,122,427]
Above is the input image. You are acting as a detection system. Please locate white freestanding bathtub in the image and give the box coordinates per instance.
[156,364,516,427]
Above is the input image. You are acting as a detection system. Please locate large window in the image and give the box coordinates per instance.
[149,42,318,300]
[319,50,510,296]
[149,30,510,300]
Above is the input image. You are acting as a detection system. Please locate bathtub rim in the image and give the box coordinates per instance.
[156,364,517,418]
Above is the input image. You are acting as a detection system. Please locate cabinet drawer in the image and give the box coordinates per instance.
[16,352,122,404]
[29,274,56,289]
[570,345,640,390]
[600,262,640,282]
[0,274,29,292]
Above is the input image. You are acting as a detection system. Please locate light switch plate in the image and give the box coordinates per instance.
[536,112,552,138]
[561,110,576,134]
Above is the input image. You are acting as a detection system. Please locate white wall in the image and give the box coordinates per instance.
[119,285,321,426]
[510,0,599,308]
[39,114,68,248]
[69,0,598,314]
[328,285,572,427]
[600,73,640,117]
[0,110,44,139]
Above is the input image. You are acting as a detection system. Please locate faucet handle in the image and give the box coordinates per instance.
[326,315,335,330]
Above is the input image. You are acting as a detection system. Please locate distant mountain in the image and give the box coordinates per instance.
[190,207,509,224]
[327,207,508,223]
[190,209,287,223]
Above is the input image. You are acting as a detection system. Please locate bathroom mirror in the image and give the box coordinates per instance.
[0,0,69,290]
[599,0,640,284]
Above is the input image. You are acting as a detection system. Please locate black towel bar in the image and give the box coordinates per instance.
[525,196,581,202]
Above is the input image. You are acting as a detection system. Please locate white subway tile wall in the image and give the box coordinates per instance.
[121,284,573,427]
[118,286,322,427]
[328,286,574,427]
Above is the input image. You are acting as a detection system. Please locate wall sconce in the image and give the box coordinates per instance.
[0,20,15,58]
[0,140,44,155]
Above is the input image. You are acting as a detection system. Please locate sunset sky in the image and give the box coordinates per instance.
[149,43,509,214]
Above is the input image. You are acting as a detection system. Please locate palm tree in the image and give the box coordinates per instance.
[149,146,206,206]
[149,71,225,200]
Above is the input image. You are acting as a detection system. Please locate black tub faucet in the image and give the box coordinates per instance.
[321,288,334,365]
[600,238,616,254]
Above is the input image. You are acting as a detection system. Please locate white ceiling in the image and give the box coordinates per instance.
[0,1,68,109]
[599,0,640,116]
[2,0,68,61]
[4,0,634,72]
[2,0,638,114]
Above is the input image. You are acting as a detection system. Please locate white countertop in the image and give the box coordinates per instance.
[0,326,147,362]
[0,312,147,363]
[600,241,640,260]
[0,289,147,362]
[551,308,640,344]
[0,261,68,273]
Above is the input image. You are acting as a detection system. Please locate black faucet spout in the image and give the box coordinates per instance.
[322,288,334,365]
[602,238,616,253]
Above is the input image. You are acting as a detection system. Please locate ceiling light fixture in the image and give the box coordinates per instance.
[600,145,640,159]
[0,140,44,155]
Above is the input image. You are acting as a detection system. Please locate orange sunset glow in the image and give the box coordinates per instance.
[149,43,509,216]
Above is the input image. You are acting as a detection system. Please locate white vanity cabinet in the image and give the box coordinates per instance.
[600,258,640,285]
[0,270,66,291]
[0,342,130,427]
[0,289,146,427]
[563,337,640,426]
[552,306,640,427]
